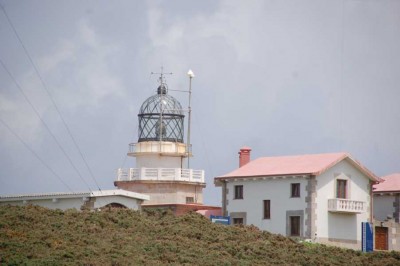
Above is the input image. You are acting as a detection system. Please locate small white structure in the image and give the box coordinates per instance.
[373,173,400,251]
[0,189,149,211]
[215,148,380,250]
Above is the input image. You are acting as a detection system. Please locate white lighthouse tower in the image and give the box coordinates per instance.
[114,71,206,208]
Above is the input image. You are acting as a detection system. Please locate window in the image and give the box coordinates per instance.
[336,179,347,199]
[263,200,271,219]
[291,183,300,197]
[233,218,244,225]
[186,197,194,204]
[234,185,243,199]
[290,216,300,236]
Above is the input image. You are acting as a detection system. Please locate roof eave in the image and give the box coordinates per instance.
[214,173,312,182]
[373,190,400,194]
[311,154,380,182]
[344,157,380,182]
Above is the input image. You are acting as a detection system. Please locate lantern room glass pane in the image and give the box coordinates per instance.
[138,86,185,143]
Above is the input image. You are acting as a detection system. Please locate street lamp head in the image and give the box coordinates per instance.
[187,69,195,78]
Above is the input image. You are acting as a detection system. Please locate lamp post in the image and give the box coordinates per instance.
[187,69,195,169]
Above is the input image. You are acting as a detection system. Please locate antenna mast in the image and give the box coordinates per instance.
[187,69,195,168]
[151,67,172,151]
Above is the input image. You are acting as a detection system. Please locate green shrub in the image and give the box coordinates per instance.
[1,206,400,265]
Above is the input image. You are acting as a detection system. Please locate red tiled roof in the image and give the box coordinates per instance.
[373,173,400,192]
[215,152,379,181]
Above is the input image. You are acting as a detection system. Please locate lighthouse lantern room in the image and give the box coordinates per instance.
[114,71,206,206]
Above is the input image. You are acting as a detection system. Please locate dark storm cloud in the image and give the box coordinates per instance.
[0,0,399,205]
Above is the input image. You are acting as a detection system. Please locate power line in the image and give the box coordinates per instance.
[0,58,93,192]
[0,117,74,193]
[0,3,102,191]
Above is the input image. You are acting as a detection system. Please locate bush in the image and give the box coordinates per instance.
[1,206,400,265]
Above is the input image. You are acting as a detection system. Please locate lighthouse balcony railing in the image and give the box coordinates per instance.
[116,168,204,183]
[128,142,192,156]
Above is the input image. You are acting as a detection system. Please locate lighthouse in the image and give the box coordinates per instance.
[114,71,206,208]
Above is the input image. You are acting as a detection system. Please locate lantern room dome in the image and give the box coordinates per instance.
[138,84,185,143]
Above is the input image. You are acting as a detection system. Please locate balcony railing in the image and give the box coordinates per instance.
[328,198,366,213]
[128,142,191,156]
[116,168,205,183]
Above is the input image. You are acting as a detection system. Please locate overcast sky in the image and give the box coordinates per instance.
[0,0,399,206]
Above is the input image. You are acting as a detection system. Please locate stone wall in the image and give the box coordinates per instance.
[373,218,400,251]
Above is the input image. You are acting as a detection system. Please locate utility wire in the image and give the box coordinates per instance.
[0,59,93,192]
[0,3,102,191]
[0,117,74,193]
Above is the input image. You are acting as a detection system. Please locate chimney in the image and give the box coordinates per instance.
[238,146,252,167]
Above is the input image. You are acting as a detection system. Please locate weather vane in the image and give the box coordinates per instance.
[151,66,172,85]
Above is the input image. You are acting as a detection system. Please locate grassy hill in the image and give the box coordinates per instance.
[0,205,399,265]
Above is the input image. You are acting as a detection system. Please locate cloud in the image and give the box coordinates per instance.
[1,1,399,205]
[142,1,400,204]
[37,19,126,111]
[38,41,76,74]
[0,96,40,145]
[0,18,127,148]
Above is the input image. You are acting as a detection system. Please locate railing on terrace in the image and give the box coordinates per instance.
[328,198,366,213]
[116,168,205,183]
[128,142,192,156]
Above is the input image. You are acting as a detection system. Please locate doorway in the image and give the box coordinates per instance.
[375,226,388,250]
[290,216,300,236]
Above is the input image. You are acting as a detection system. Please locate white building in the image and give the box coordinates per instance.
[0,189,149,211]
[215,147,380,249]
[373,173,400,251]
[114,72,218,215]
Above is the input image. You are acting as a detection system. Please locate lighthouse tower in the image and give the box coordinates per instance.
[114,72,206,207]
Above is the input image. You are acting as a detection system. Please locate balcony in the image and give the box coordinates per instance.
[128,142,191,157]
[328,198,366,214]
[116,168,205,183]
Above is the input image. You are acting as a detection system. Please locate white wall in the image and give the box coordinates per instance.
[94,196,141,209]
[374,195,395,221]
[0,196,143,211]
[0,198,85,210]
[226,177,308,236]
[136,154,184,169]
[315,160,371,244]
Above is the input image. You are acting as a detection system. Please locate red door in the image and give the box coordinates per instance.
[375,227,388,250]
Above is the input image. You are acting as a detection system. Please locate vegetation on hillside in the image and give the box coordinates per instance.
[0,205,399,265]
